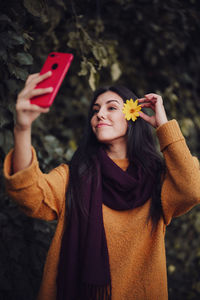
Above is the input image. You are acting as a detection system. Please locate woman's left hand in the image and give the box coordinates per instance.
[138,93,168,128]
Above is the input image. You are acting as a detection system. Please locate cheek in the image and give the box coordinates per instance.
[90,116,97,134]
[122,121,128,133]
[119,115,128,132]
[90,116,95,127]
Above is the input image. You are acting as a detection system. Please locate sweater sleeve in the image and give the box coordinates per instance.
[156,120,200,225]
[3,147,69,221]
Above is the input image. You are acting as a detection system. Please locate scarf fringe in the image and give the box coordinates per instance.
[80,283,111,300]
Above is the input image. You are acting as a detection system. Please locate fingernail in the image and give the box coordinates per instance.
[49,87,53,92]
[48,71,52,75]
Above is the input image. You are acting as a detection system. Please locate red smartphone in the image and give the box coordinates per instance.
[30,52,73,107]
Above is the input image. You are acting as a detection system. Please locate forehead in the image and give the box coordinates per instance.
[94,91,124,105]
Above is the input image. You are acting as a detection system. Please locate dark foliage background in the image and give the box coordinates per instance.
[0,0,200,299]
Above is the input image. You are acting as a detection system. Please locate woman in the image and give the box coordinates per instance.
[4,71,200,300]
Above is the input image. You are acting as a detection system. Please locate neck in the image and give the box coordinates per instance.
[105,142,127,160]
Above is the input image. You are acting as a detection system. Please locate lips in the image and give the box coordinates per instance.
[96,123,111,128]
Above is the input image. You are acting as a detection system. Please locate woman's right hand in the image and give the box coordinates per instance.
[15,71,53,131]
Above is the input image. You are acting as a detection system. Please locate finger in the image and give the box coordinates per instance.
[30,104,50,113]
[17,100,50,113]
[140,103,156,111]
[26,71,52,88]
[16,100,31,111]
[20,84,53,99]
[139,112,156,127]
[25,73,40,86]
[137,98,146,103]
[145,93,159,98]
[145,93,163,103]
[138,97,157,104]
[33,71,52,85]
[18,74,40,99]
[17,87,53,104]
[29,87,53,98]
[139,111,153,122]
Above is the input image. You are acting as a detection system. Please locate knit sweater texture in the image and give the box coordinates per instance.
[3,120,200,300]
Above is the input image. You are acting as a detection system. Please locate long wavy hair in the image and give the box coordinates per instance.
[66,85,165,231]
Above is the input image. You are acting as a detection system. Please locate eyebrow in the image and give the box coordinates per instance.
[93,100,120,107]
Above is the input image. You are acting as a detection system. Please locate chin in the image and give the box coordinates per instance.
[96,134,116,144]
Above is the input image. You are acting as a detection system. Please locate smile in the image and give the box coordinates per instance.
[96,123,111,128]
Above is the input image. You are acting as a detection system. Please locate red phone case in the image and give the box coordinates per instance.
[30,52,73,107]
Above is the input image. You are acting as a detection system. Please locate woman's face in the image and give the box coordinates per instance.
[90,91,128,145]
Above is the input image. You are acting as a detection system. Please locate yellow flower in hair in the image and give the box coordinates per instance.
[122,98,142,122]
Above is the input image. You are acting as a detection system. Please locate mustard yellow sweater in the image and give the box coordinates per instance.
[4,120,200,300]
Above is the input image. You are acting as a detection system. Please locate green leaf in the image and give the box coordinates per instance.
[111,62,122,81]
[8,63,28,80]
[179,118,194,137]
[92,45,108,68]
[92,45,106,61]
[5,79,20,94]
[0,31,25,49]
[67,31,80,49]
[16,52,33,66]
[0,46,7,61]
[23,0,45,17]
[0,129,13,153]
[0,14,12,24]
[7,31,25,46]
[0,108,13,129]
[88,63,96,91]
[78,59,88,76]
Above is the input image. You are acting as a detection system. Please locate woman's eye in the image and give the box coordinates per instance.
[108,106,117,111]
[92,109,99,114]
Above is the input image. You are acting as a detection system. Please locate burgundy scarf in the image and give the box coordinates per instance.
[57,147,155,299]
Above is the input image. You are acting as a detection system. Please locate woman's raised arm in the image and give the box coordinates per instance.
[13,71,52,174]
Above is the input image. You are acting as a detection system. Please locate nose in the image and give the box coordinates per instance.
[96,108,105,120]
